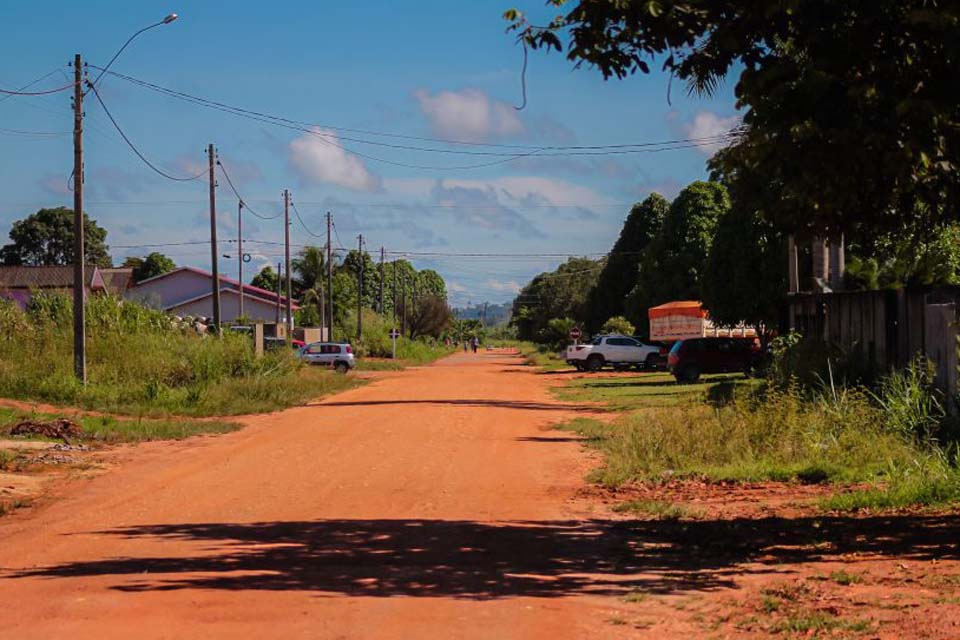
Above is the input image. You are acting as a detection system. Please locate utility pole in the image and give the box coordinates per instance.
[379,246,385,314]
[326,211,333,342]
[356,234,364,342]
[208,143,221,332]
[392,262,398,322]
[72,54,86,383]
[237,201,244,320]
[275,262,282,325]
[401,272,407,336]
[283,189,292,340]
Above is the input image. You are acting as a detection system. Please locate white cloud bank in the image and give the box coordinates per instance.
[486,279,522,294]
[414,88,523,142]
[684,111,741,156]
[289,128,381,191]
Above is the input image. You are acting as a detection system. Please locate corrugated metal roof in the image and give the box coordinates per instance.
[99,268,134,294]
[0,265,104,289]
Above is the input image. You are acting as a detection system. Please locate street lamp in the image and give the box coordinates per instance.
[73,13,179,382]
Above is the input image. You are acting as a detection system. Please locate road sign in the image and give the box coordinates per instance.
[569,327,582,340]
[390,328,401,359]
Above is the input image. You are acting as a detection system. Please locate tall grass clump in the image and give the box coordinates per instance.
[563,357,960,508]
[0,293,357,416]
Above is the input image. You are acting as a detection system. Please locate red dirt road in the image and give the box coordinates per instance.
[0,352,642,639]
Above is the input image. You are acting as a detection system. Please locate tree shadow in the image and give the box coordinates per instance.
[311,399,598,413]
[10,515,959,599]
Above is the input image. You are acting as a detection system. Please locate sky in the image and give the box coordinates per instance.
[0,1,739,306]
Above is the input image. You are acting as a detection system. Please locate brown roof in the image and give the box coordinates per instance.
[99,268,134,294]
[0,266,104,290]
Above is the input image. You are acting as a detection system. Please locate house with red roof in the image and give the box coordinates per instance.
[126,266,298,324]
[0,265,110,309]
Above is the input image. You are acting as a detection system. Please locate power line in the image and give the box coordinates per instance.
[0,69,65,103]
[216,157,284,220]
[0,79,76,96]
[290,200,324,238]
[89,66,742,169]
[87,82,207,182]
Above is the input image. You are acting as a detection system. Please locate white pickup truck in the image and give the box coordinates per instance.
[565,334,662,372]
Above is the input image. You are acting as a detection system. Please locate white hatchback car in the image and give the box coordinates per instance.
[297,342,356,373]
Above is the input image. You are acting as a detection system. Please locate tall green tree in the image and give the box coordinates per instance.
[250,265,279,292]
[627,181,728,332]
[701,205,786,334]
[1,207,110,267]
[509,1,960,238]
[584,194,668,332]
[123,252,175,282]
[292,246,329,326]
[511,257,602,342]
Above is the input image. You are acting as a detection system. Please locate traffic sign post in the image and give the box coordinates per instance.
[390,328,401,359]
[569,327,582,345]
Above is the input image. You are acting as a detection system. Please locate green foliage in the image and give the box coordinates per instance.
[407,294,452,339]
[584,194,667,332]
[511,257,601,342]
[250,265,279,292]
[123,252,175,282]
[0,207,111,267]
[600,315,635,336]
[540,317,577,352]
[0,293,358,416]
[869,357,945,444]
[628,181,728,332]
[512,1,960,239]
[701,205,785,332]
[846,224,960,290]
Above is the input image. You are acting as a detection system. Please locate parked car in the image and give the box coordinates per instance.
[297,341,356,373]
[667,337,764,383]
[264,337,306,351]
[565,334,661,372]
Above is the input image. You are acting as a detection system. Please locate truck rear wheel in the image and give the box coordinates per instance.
[586,355,604,372]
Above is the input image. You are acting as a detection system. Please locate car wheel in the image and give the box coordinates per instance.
[573,362,585,372]
[586,355,604,372]
[334,361,349,374]
[682,365,701,383]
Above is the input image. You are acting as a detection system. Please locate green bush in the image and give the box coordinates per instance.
[601,315,635,336]
[0,293,357,416]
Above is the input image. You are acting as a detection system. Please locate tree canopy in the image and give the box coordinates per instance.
[509,1,960,238]
[123,252,175,283]
[1,207,111,267]
[511,256,602,342]
[584,193,667,332]
[250,266,279,292]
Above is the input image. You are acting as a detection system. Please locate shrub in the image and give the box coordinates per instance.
[601,315,635,336]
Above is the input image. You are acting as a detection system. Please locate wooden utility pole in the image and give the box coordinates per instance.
[283,189,292,339]
[72,54,86,383]
[356,234,364,341]
[379,246,385,314]
[237,201,244,319]
[275,262,282,325]
[208,144,221,331]
[392,262,398,322]
[401,272,407,336]
[326,211,333,341]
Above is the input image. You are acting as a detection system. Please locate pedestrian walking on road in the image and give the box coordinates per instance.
[471,336,479,353]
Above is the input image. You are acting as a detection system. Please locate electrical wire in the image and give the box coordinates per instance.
[290,200,324,238]
[0,79,76,96]
[89,66,743,165]
[0,126,70,136]
[0,69,65,103]
[216,157,284,220]
[87,82,207,182]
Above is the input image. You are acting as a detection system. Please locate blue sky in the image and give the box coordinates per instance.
[0,1,738,305]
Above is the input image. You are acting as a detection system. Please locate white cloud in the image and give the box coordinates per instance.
[442,177,609,209]
[683,111,741,156]
[289,128,381,191]
[447,281,468,293]
[486,279,522,294]
[414,88,523,142]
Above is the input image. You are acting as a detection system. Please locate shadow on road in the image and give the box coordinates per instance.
[310,399,597,412]
[12,515,959,599]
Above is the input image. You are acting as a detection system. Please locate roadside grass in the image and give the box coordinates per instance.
[0,295,363,418]
[354,341,455,371]
[507,341,566,370]
[774,611,873,635]
[553,365,960,509]
[0,406,241,443]
[612,499,701,520]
